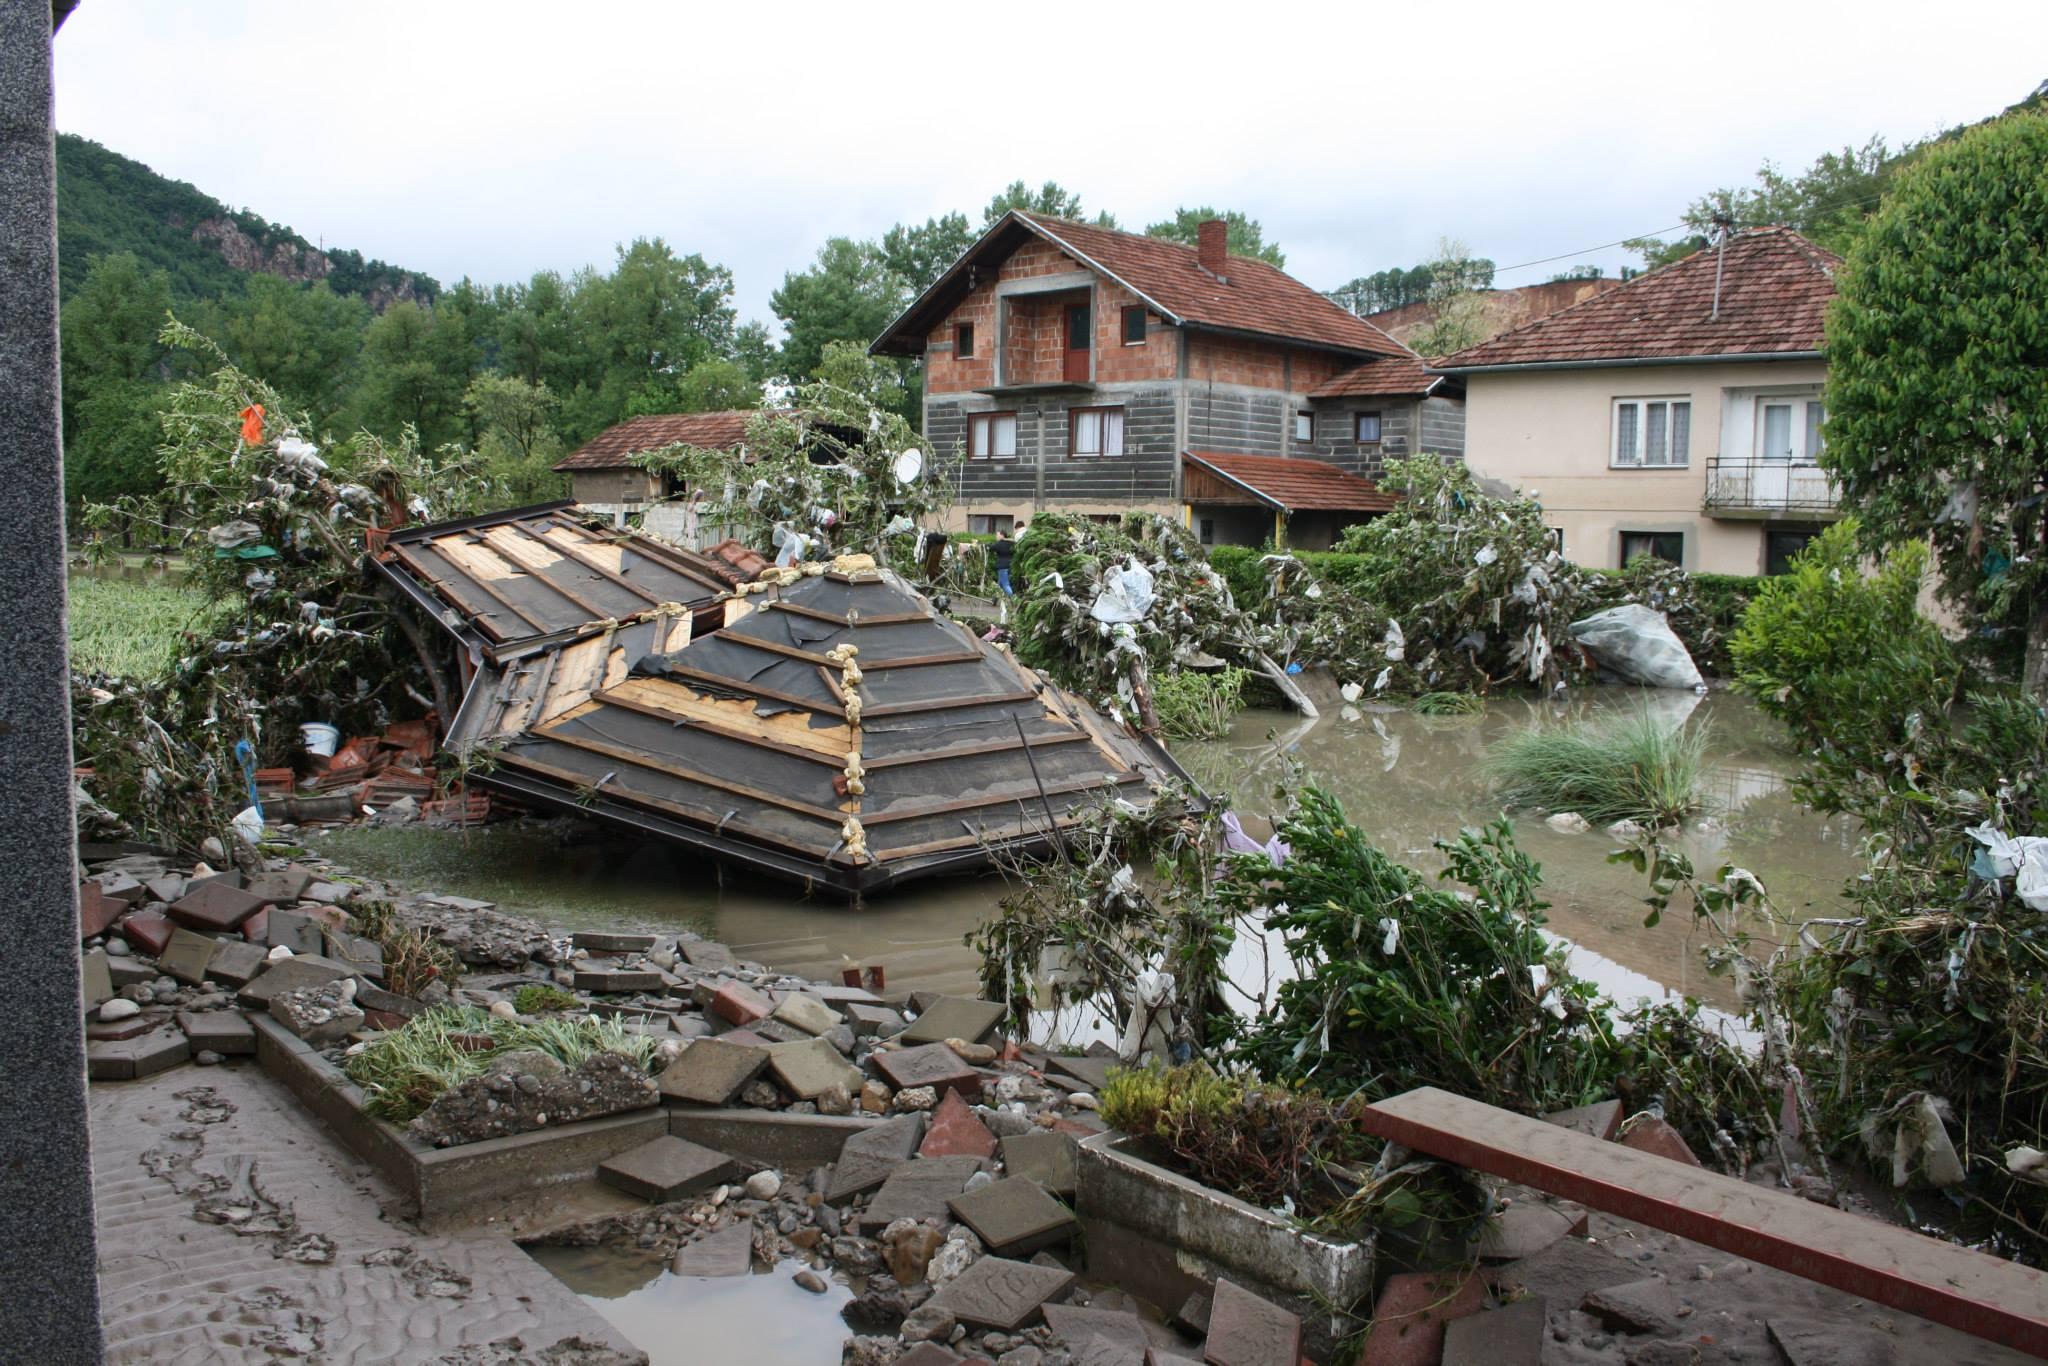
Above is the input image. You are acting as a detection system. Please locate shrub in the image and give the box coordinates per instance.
[1488,706,1708,826]
[1152,667,1249,741]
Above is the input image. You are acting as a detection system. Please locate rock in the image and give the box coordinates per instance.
[409,1049,657,1147]
[900,1304,957,1343]
[946,1037,997,1066]
[1064,1092,1099,1111]
[1546,812,1592,834]
[859,1079,893,1114]
[793,1269,828,1294]
[817,1083,854,1116]
[746,1169,783,1200]
[884,1221,945,1284]
[268,981,364,1045]
[927,1235,979,1287]
[1607,819,1647,840]
[98,998,141,1022]
[489,999,519,1021]
[895,1085,939,1112]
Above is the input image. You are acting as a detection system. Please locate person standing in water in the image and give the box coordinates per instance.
[993,529,1015,595]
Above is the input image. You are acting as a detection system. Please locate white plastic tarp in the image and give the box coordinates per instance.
[1569,604,1704,690]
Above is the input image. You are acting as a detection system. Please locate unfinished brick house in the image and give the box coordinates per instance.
[869,212,1463,548]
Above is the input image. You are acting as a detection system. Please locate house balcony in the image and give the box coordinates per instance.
[1702,456,1843,521]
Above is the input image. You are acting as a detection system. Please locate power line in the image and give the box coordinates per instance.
[1488,225,1686,277]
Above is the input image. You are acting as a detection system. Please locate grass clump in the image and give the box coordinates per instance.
[1153,666,1249,741]
[513,984,583,1014]
[66,573,220,679]
[1488,707,1708,826]
[344,1005,661,1122]
[1411,690,1484,716]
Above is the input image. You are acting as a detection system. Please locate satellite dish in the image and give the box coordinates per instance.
[892,448,924,485]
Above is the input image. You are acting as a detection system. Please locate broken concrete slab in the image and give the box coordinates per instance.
[244,864,314,905]
[87,1024,191,1081]
[671,1220,755,1277]
[927,1255,1075,1330]
[948,1177,1077,1257]
[176,1010,256,1057]
[265,908,326,957]
[846,1003,907,1037]
[767,1037,862,1101]
[920,1088,998,1160]
[238,955,353,1010]
[826,1112,927,1202]
[773,992,842,1037]
[873,1042,982,1099]
[1544,1098,1623,1141]
[203,938,269,989]
[1001,1131,1079,1197]
[353,981,422,1019]
[80,948,112,1010]
[658,1037,770,1106]
[862,1154,984,1229]
[269,982,364,1045]
[900,996,1007,1047]
[157,928,220,986]
[599,1134,740,1202]
[323,930,386,981]
[1580,1278,1692,1338]
[1043,1303,1151,1360]
[573,931,657,953]
[1045,1052,1120,1093]
[575,966,665,994]
[167,880,267,933]
[677,939,736,971]
[1441,1296,1545,1366]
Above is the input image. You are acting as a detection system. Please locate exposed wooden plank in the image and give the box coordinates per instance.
[861,730,1091,770]
[654,662,843,717]
[432,533,597,626]
[479,525,617,620]
[516,518,663,604]
[388,541,536,637]
[544,513,731,596]
[863,688,1041,718]
[715,630,983,673]
[602,676,852,754]
[592,689,845,769]
[533,728,845,824]
[1359,1087,2048,1358]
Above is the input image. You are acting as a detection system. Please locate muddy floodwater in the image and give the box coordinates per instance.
[317,688,1859,1011]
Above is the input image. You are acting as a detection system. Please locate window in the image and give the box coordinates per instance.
[1354,411,1382,444]
[1069,406,1125,458]
[1805,401,1825,460]
[1620,531,1683,566]
[1546,526,1564,555]
[1121,306,1147,345]
[1765,524,1823,576]
[1198,518,1216,546]
[967,514,1014,536]
[955,323,974,359]
[1612,397,1691,467]
[968,411,1017,460]
[1294,410,1314,443]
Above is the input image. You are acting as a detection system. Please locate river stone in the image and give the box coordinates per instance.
[947,1178,1076,1257]
[874,1042,981,1100]
[672,1220,755,1277]
[773,992,842,1037]
[768,1036,862,1100]
[860,1154,983,1230]
[409,1049,658,1147]
[158,928,220,986]
[925,1256,1074,1330]
[826,1112,927,1202]
[999,1132,1078,1197]
[599,1135,739,1202]
[168,880,267,933]
[899,996,1006,1047]
[659,1037,771,1105]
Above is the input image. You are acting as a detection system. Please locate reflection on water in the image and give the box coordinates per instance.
[315,690,1857,1011]
[527,1243,853,1365]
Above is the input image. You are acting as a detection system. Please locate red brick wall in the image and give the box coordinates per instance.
[926,287,996,393]
[1288,348,1348,393]
[1187,332,1289,388]
[1003,293,1076,385]
[1094,282,1176,383]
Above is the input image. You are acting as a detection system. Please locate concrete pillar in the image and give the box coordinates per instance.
[0,1,106,1358]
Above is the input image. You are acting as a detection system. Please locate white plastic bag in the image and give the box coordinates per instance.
[1089,563,1156,624]
[1568,604,1704,690]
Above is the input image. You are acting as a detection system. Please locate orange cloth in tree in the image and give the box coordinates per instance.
[239,404,265,445]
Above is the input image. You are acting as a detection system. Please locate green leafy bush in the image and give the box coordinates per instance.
[1152,667,1249,741]
[1488,707,1708,826]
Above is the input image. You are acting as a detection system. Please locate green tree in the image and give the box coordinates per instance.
[673,357,761,413]
[464,374,565,505]
[213,276,368,421]
[731,320,777,385]
[1405,239,1495,357]
[1327,263,1439,317]
[59,252,176,508]
[1822,112,2048,696]
[881,211,975,297]
[1143,207,1285,267]
[352,300,467,446]
[565,238,737,435]
[770,236,907,383]
[982,179,1117,228]
[1628,135,1909,268]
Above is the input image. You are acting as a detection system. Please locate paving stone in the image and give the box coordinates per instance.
[158,928,221,986]
[108,958,156,989]
[710,980,774,1025]
[142,874,188,904]
[118,911,175,957]
[176,1010,256,1056]
[573,931,658,953]
[826,1112,927,1201]
[773,992,842,1036]
[1478,1200,1587,1261]
[1578,1278,1690,1338]
[324,930,385,981]
[1045,1053,1120,1092]
[185,868,243,892]
[677,938,737,971]
[1442,1295,1546,1366]
[920,1088,997,1160]
[925,1255,1074,1330]
[168,880,268,933]
[874,1042,982,1099]
[92,870,147,903]
[575,966,664,993]
[79,882,126,939]
[900,996,1007,1046]
[670,1220,755,1277]
[598,1134,740,1202]
[751,1017,810,1044]
[846,1003,907,1037]
[716,1027,777,1047]
[203,938,270,989]
[768,1036,862,1100]
[88,1012,164,1041]
[303,879,352,905]
[1617,1116,1701,1167]
[264,908,326,956]
[811,983,885,1012]
[1360,1269,1485,1366]
[239,907,269,944]
[87,1024,191,1081]
[1000,1131,1079,1197]
[353,981,423,1018]
[1044,1303,1150,1361]
[244,864,314,904]
[861,1154,984,1229]
[80,948,113,1010]
[1171,1292,1211,1337]
[1543,1097,1623,1140]
[1204,1277,1302,1366]
[236,954,353,1009]
[658,1037,770,1105]
[947,1177,1077,1257]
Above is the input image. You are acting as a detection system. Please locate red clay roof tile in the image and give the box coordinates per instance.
[554,410,761,471]
[1308,353,1443,399]
[1183,451,1398,514]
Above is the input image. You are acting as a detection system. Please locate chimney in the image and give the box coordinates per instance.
[1197,218,1227,278]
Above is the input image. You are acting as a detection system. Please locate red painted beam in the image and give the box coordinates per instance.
[1360,1087,2048,1358]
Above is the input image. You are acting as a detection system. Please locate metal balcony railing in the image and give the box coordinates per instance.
[1702,456,1842,515]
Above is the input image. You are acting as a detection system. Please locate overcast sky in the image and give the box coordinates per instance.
[53,2,2047,328]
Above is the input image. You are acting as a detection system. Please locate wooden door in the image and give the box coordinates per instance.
[1063,302,1091,383]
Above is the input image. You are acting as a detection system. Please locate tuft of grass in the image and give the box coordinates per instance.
[66,573,223,679]
[343,1005,660,1122]
[1411,690,1484,716]
[513,984,583,1014]
[1489,706,1709,827]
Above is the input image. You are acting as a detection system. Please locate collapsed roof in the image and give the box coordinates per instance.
[369,503,1193,896]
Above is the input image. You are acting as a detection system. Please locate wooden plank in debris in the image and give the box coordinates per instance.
[521,518,663,603]
[388,541,541,637]
[1357,1087,2048,1358]
[533,727,846,824]
[601,676,852,755]
[863,688,1040,718]
[593,689,844,769]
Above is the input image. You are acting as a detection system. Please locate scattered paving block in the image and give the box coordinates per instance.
[874,1042,982,1100]
[1000,1131,1079,1197]
[846,1003,906,1037]
[265,908,325,956]
[239,908,269,944]
[1441,1295,1546,1366]
[751,1017,810,1044]
[599,1134,740,1202]
[91,871,147,905]
[716,1027,776,1047]
[88,1024,191,1081]
[1044,1303,1150,1358]
[1045,1053,1119,1093]
[920,1088,997,1160]
[204,938,270,989]
[142,874,188,905]
[236,955,352,1010]
[270,984,363,1045]
[78,882,126,940]
[768,1037,862,1100]
[177,1010,256,1057]
[1171,1292,1212,1337]
[658,1037,771,1105]
[811,983,884,1011]
[575,966,664,993]
[323,930,385,981]
[80,948,113,1010]
[118,911,175,957]
[1617,1116,1700,1167]
[862,1154,983,1229]
[184,868,242,892]
[677,939,737,970]
[826,1112,927,1201]
[573,930,658,953]
[710,980,774,1026]
[948,1177,1077,1257]
[773,992,842,1037]
[926,1255,1075,1330]
[244,864,314,905]
[108,958,156,989]
[1478,1201,1587,1262]
[304,880,353,905]
[670,1220,755,1277]
[88,1012,164,1042]
[353,981,422,1019]
[168,880,267,933]
[1205,1277,1303,1366]
[1359,1269,1485,1366]
[1578,1279,1690,1338]
[900,996,1007,1047]
[159,928,221,986]
[1543,1098,1623,1141]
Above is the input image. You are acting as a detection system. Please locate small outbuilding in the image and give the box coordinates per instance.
[1180,450,1399,550]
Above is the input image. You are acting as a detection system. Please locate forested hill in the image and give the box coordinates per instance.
[55,134,437,307]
